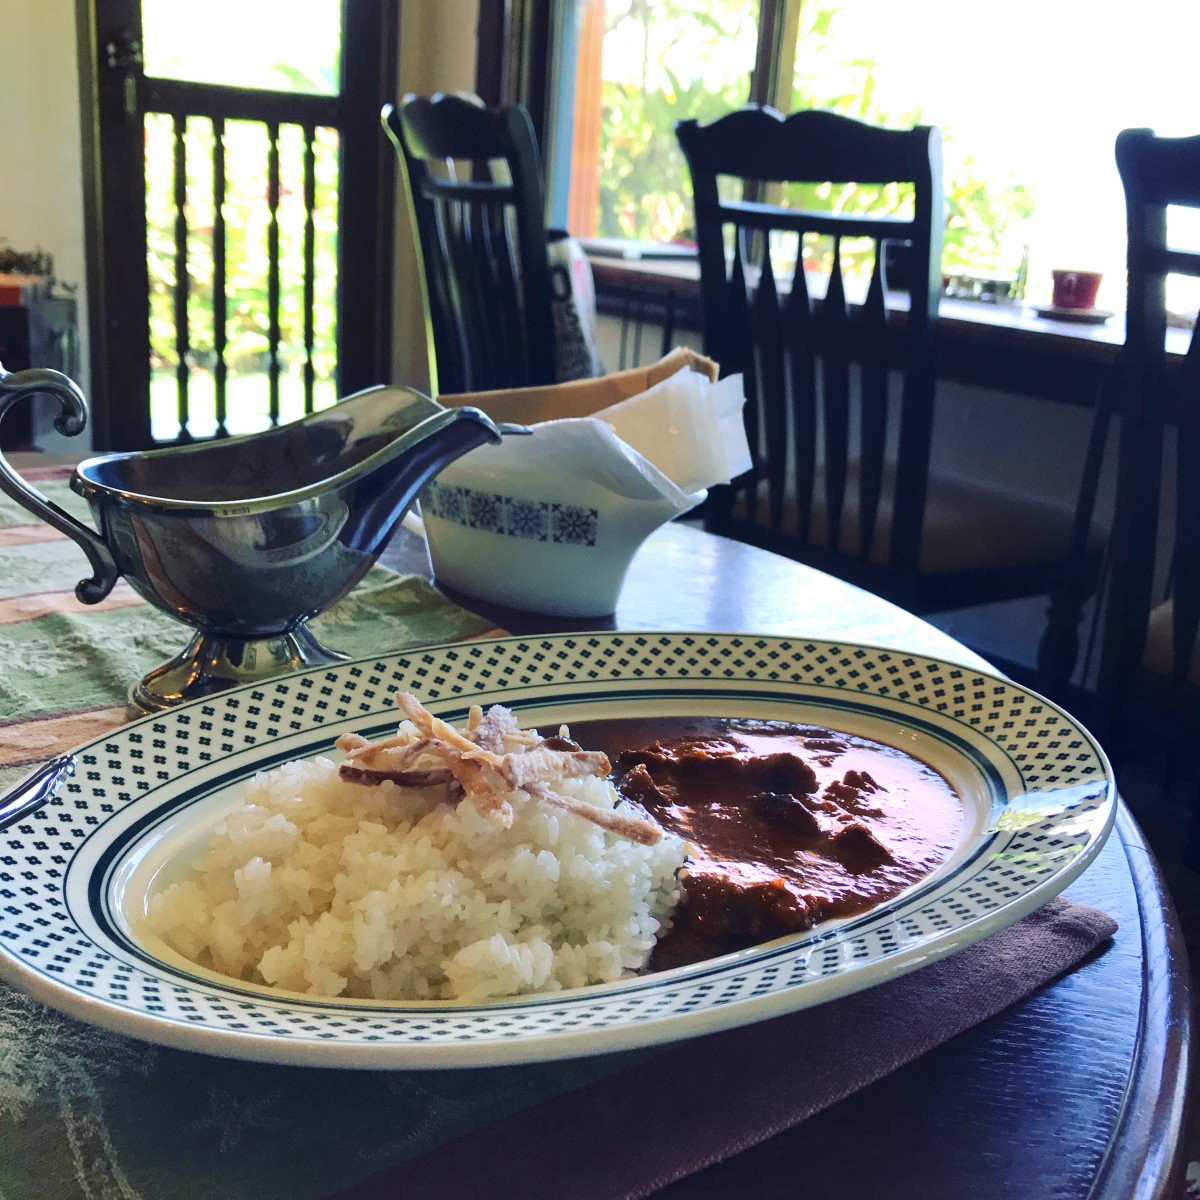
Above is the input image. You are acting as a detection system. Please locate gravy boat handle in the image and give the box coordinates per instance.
[0,365,120,603]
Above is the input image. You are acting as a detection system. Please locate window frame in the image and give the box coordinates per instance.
[474,0,805,215]
[474,0,1196,388]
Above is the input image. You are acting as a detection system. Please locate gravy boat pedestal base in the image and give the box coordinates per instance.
[129,626,349,714]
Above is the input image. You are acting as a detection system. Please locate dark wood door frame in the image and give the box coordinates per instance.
[77,0,398,450]
[475,0,557,155]
[77,0,147,450]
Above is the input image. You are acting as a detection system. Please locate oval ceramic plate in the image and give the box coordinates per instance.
[0,632,1115,1068]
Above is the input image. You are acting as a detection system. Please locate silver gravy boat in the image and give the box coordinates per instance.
[0,366,523,711]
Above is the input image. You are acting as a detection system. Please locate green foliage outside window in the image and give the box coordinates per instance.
[789,0,1034,275]
[595,0,1034,277]
[145,116,339,382]
[140,0,344,436]
[596,0,753,244]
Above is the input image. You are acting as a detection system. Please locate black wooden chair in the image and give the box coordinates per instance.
[1090,128,1200,777]
[675,105,1107,691]
[382,93,556,395]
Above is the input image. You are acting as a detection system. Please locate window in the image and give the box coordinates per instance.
[555,0,1200,315]
[142,0,342,94]
[138,0,347,440]
[563,0,760,245]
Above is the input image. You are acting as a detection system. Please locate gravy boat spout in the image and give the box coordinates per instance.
[0,366,523,711]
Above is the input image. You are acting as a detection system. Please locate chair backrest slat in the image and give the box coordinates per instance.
[1172,317,1200,681]
[445,195,491,383]
[728,235,759,481]
[463,196,508,385]
[752,235,788,530]
[677,105,942,591]
[858,243,890,559]
[383,94,556,394]
[785,259,817,543]
[485,200,525,385]
[821,239,852,553]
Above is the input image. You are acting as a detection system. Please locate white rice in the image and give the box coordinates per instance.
[144,754,686,1002]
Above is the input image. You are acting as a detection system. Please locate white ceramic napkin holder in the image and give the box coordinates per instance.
[423,350,751,616]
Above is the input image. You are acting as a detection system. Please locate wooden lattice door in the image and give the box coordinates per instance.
[86,0,397,448]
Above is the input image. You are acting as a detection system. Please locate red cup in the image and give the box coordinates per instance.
[1051,269,1103,310]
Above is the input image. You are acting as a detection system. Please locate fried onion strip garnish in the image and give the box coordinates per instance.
[337,692,663,845]
[338,763,455,789]
[395,693,505,766]
[503,745,612,788]
[525,783,663,846]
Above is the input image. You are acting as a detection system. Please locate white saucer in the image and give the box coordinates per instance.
[1033,305,1114,325]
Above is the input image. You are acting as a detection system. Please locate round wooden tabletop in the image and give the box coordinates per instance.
[383,519,1191,1200]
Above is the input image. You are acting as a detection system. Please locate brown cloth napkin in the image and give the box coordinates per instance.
[332,896,1116,1200]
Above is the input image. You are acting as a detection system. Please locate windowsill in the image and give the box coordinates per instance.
[586,247,1127,345]
[585,247,1194,406]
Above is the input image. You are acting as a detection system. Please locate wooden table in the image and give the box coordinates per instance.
[383,519,1192,1200]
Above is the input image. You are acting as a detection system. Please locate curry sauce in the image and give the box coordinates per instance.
[566,717,964,968]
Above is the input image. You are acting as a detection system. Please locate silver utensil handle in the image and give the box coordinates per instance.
[0,363,119,603]
[0,755,76,832]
